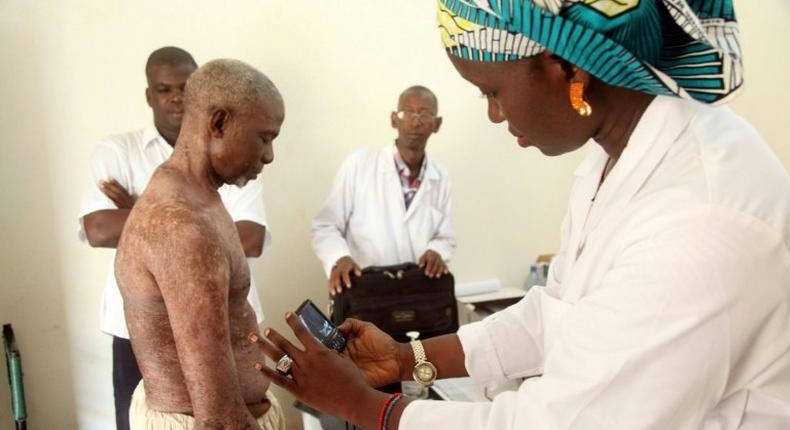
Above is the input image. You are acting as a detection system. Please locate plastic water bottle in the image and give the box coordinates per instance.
[523,264,541,291]
[402,331,429,399]
[538,262,549,286]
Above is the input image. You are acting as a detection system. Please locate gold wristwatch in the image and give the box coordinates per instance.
[410,340,437,387]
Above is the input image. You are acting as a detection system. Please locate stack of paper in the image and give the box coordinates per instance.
[431,377,490,402]
[454,279,501,297]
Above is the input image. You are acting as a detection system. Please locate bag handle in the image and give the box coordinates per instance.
[362,262,419,278]
[382,269,405,280]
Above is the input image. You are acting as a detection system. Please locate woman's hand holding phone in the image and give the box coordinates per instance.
[250,312,389,427]
[337,318,411,388]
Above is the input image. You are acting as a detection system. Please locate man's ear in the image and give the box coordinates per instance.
[432,116,443,133]
[145,88,153,108]
[390,111,398,129]
[209,108,231,138]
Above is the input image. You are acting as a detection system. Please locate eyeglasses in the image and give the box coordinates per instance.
[396,111,436,122]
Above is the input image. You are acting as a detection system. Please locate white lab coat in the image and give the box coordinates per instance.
[311,145,456,276]
[400,97,790,429]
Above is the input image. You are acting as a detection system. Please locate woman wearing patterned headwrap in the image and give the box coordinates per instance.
[252,2,790,429]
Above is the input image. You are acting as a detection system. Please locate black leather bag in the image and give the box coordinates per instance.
[330,263,458,342]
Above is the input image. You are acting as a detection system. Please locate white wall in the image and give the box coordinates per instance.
[0,1,787,429]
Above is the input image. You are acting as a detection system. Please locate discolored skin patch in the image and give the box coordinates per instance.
[115,163,270,428]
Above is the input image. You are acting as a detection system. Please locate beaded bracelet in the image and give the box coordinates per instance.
[381,393,404,430]
[378,392,404,430]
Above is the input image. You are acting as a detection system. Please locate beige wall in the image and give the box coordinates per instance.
[0,1,787,429]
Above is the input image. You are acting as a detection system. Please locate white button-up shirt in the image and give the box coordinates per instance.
[311,145,456,276]
[78,126,271,339]
[401,96,790,429]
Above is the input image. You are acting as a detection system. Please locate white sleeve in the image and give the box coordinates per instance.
[223,176,272,254]
[426,174,456,261]
[77,141,130,241]
[401,214,749,430]
[311,156,356,277]
[455,287,549,391]
[451,203,573,390]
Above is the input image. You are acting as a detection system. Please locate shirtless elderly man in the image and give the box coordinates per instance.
[116,59,285,430]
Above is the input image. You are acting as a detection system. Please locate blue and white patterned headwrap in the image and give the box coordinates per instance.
[438,0,742,105]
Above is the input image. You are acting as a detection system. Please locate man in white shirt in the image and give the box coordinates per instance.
[78,47,271,430]
[311,86,456,296]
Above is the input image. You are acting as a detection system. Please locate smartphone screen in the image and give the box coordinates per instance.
[295,299,346,352]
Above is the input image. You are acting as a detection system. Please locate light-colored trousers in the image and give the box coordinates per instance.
[129,381,285,430]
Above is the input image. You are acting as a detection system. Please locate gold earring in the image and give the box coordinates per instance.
[569,80,592,117]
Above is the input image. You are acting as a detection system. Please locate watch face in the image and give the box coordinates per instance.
[414,362,437,384]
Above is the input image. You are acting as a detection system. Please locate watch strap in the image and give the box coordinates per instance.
[410,340,427,363]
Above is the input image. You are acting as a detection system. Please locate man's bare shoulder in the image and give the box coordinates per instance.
[123,166,221,256]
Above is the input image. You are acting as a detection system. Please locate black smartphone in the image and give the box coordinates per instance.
[295,299,346,352]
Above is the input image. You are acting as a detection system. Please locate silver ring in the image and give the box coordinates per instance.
[275,354,293,374]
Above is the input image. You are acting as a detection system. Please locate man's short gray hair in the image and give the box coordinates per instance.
[184,59,281,116]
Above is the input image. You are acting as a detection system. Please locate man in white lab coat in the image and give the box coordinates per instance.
[311,86,456,295]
